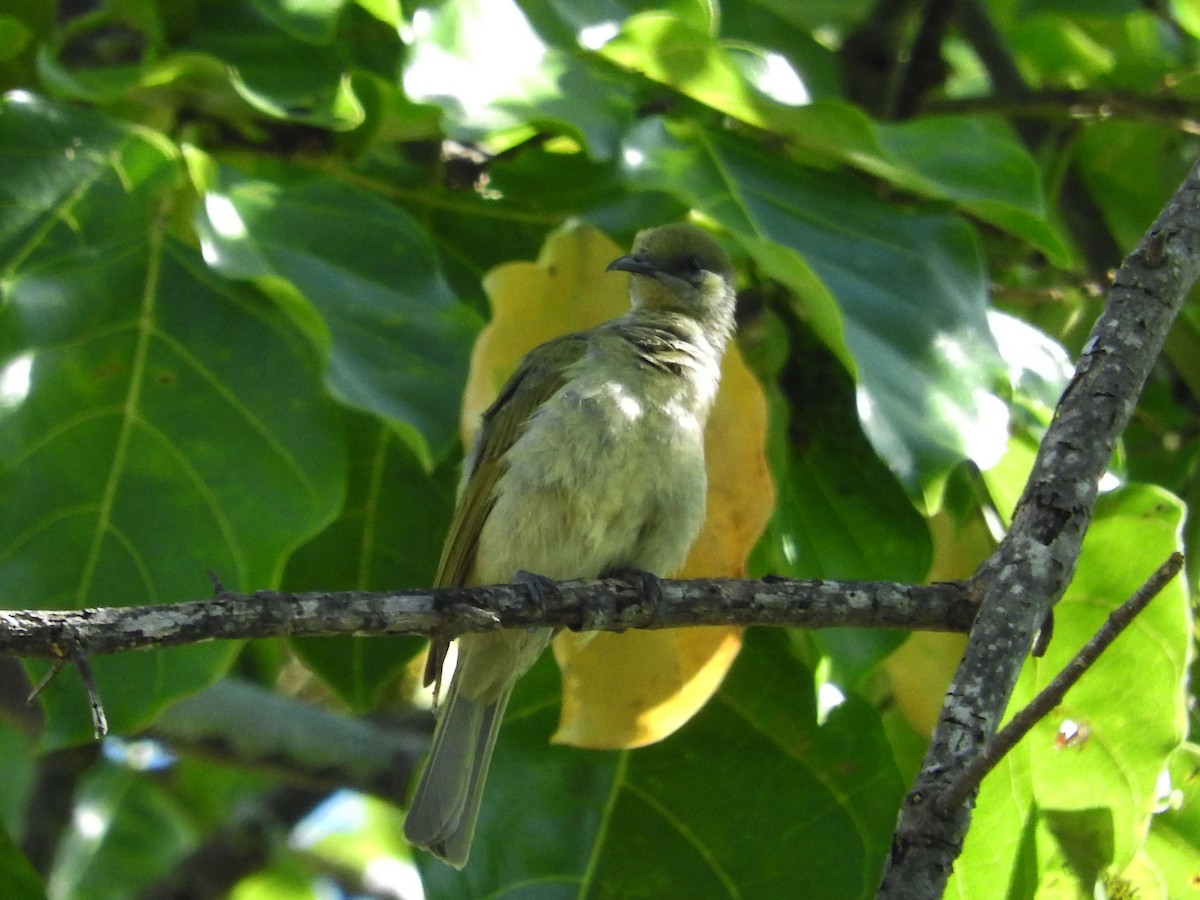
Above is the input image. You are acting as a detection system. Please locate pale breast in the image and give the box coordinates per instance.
[472,343,714,586]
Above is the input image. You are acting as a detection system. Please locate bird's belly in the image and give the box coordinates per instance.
[472,397,708,585]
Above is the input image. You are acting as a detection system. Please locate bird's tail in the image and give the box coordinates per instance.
[403,677,511,869]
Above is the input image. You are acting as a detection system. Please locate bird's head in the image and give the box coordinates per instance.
[606,223,736,329]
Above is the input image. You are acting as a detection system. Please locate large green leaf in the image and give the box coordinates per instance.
[416,629,904,899]
[599,12,1066,261]
[0,720,34,836]
[947,751,1040,900]
[185,0,364,128]
[753,321,932,585]
[285,412,453,710]
[872,117,1070,266]
[0,94,345,745]
[954,485,1190,896]
[748,315,932,688]
[192,162,479,462]
[33,0,366,130]
[622,117,1008,506]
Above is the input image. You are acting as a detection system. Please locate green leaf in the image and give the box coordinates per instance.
[250,0,346,44]
[747,312,930,688]
[286,412,453,710]
[166,752,275,836]
[231,861,323,899]
[525,0,719,48]
[1174,0,1200,40]
[600,14,900,175]
[599,13,1063,260]
[955,485,1190,896]
[185,0,364,128]
[193,162,479,462]
[0,825,44,900]
[47,763,197,900]
[948,750,1041,900]
[297,792,410,881]
[354,0,401,29]
[417,630,904,898]
[601,11,785,126]
[0,95,345,745]
[401,0,632,157]
[751,314,931,584]
[873,117,1070,265]
[0,719,35,837]
[1027,487,1189,860]
[719,5,842,100]
[1075,120,1196,254]
[622,118,1008,506]
[1008,15,1116,85]
[0,16,33,62]
[1140,743,1200,895]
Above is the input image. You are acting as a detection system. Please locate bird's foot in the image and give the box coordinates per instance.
[603,567,665,624]
[514,570,561,630]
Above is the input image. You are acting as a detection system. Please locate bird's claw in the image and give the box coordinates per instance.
[605,567,665,624]
[514,570,560,630]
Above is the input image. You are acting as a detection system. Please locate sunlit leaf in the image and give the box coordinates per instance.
[402,0,631,157]
[622,117,1008,507]
[955,485,1190,896]
[250,0,346,43]
[186,0,364,128]
[0,95,345,745]
[193,162,479,463]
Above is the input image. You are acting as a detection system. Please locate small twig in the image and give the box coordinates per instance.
[71,648,108,739]
[923,89,1200,134]
[936,552,1183,815]
[26,651,67,705]
[25,637,110,738]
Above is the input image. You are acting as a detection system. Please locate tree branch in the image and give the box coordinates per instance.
[148,679,428,804]
[0,576,973,660]
[878,159,1200,897]
[936,551,1184,815]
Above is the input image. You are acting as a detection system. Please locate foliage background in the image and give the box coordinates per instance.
[0,0,1198,897]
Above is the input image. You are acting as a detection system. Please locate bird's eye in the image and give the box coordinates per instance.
[685,256,705,276]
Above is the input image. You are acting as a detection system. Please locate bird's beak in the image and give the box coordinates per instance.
[606,254,661,277]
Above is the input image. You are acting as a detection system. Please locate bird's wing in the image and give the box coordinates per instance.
[424,333,588,687]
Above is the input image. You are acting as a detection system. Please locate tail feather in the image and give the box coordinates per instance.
[404,679,512,868]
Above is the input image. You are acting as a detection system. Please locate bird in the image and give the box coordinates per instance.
[403,222,738,868]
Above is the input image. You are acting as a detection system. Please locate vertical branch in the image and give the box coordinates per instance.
[878,160,1200,898]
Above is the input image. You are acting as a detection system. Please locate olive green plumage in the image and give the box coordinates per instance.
[403,223,737,868]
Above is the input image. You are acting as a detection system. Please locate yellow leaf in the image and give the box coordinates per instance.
[552,627,744,748]
[465,221,775,749]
